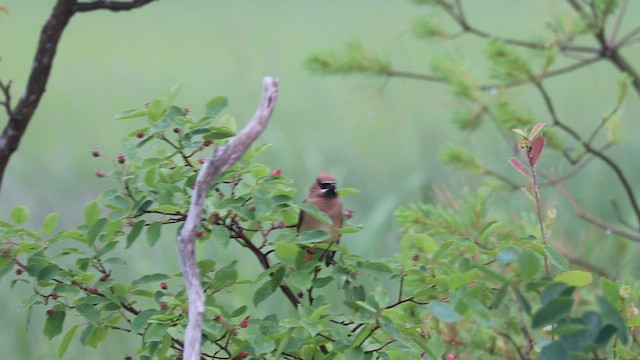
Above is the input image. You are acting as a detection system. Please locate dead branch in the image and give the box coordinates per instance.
[176,77,279,360]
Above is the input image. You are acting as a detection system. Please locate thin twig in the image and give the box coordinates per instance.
[0,79,12,118]
[73,0,156,12]
[554,181,640,243]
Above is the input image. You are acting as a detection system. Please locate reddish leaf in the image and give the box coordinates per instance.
[508,158,532,180]
[528,136,545,167]
[528,123,546,140]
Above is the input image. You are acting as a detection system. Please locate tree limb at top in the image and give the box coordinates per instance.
[177,77,279,360]
[0,0,156,191]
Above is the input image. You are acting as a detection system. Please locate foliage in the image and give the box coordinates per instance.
[1,84,639,360]
[303,0,640,359]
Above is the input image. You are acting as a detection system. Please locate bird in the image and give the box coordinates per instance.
[298,172,343,266]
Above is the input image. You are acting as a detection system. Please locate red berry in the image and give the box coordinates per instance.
[214,314,224,322]
[447,354,456,360]
[160,302,167,310]
[89,287,99,294]
[240,317,249,328]
[124,356,132,360]
[91,149,101,157]
[95,170,106,178]
[136,131,145,139]
[297,291,304,298]
[160,281,168,290]
[345,209,354,219]
[15,268,23,275]
[46,309,55,316]
[238,350,248,359]
[304,253,314,261]
[118,155,126,164]
[51,293,59,300]
[100,274,109,282]
[412,253,420,261]
[197,231,205,238]
[203,139,213,147]
[276,221,285,229]
[198,157,206,164]
[271,168,282,177]
[173,127,182,134]
[248,204,256,211]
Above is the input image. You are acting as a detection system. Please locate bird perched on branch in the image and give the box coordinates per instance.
[298,172,343,266]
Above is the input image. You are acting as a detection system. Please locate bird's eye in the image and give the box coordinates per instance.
[320,182,335,189]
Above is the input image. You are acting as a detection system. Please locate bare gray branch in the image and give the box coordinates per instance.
[176,77,279,360]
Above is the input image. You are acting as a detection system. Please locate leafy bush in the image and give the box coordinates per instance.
[1,84,638,359]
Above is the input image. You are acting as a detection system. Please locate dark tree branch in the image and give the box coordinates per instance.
[176,77,279,360]
[0,0,156,191]
[73,0,155,12]
[0,0,75,190]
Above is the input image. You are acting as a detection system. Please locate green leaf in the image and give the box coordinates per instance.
[86,326,108,349]
[132,273,170,286]
[275,243,299,260]
[146,222,162,247]
[545,245,569,270]
[202,126,236,140]
[600,277,621,310]
[147,98,168,122]
[449,270,477,290]
[212,261,238,289]
[11,205,30,225]
[297,229,330,244]
[44,310,65,340]
[42,212,59,234]
[211,225,230,249]
[554,270,592,287]
[132,309,158,333]
[253,281,276,307]
[429,300,461,323]
[126,220,145,249]
[58,324,78,359]
[87,218,108,246]
[426,334,444,358]
[166,83,183,105]
[115,109,146,120]
[299,203,332,225]
[538,340,568,360]
[205,96,228,117]
[336,188,360,196]
[628,316,640,327]
[37,264,59,281]
[76,303,101,326]
[517,249,541,281]
[497,246,520,265]
[597,296,629,345]
[83,201,101,227]
[532,297,573,328]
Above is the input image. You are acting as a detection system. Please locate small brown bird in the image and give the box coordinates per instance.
[298,172,343,266]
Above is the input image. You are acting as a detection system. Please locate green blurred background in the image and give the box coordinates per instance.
[1,1,639,358]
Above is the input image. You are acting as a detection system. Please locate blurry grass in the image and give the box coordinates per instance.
[1,1,639,358]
